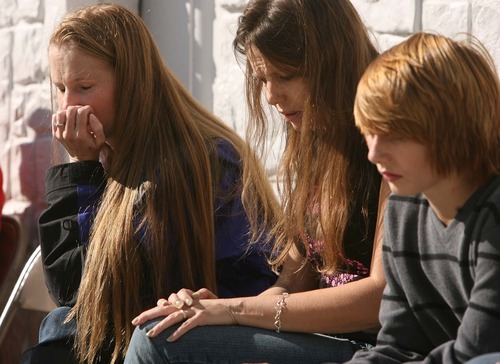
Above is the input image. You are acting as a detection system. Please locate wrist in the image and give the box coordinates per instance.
[274,292,289,333]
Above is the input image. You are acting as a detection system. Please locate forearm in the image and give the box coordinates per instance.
[39,161,105,305]
[228,276,384,334]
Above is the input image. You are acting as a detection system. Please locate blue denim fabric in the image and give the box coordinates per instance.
[466,353,500,364]
[124,318,364,364]
[38,306,75,343]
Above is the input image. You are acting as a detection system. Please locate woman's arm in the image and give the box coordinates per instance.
[227,180,389,333]
[39,161,105,306]
[133,182,389,341]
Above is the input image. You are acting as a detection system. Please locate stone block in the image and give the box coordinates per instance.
[422,0,469,37]
[0,0,15,28]
[351,0,415,34]
[218,0,247,13]
[0,29,12,81]
[10,84,51,138]
[0,80,10,136]
[471,0,500,74]
[12,23,45,85]
[374,33,408,52]
[15,0,43,22]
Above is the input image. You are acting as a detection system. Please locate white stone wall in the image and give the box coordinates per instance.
[1,0,499,246]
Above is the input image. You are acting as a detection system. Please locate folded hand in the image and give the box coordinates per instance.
[131,288,237,342]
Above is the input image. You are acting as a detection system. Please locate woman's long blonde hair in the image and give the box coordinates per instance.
[234,0,381,274]
[49,3,278,363]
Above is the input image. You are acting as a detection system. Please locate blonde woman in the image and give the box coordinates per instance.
[28,3,280,364]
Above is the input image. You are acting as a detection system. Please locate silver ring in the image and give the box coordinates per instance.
[53,121,66,127]
[180,310,187,320]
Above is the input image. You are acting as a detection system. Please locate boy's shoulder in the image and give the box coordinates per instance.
[483,175,500,202]
[476,175,500,218]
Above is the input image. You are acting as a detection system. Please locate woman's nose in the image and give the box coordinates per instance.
[59,91,76,110]
[264,82,284,106]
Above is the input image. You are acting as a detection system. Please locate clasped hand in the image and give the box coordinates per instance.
[52,105,106,162]
[131,288,237,342]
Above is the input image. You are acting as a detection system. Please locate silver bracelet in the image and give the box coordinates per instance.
[274,292,289,333]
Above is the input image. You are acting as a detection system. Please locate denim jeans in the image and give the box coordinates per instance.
[466,353,500,364]
[124,317,367,364]
[28,306,117,364]
[38,306,76,343]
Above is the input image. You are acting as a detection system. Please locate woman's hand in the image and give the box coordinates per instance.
[52,105,106,162]
[131,288,237,342]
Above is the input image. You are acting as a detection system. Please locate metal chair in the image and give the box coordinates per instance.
[0,216,56,346]
[0,215,28,310]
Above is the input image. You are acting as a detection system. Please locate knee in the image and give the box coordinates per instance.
[39,306,75,343]
[125,319,173,363]
[466,352,500,364]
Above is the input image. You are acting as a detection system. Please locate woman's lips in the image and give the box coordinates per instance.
[382,171,401,182]
[283,111,302,122]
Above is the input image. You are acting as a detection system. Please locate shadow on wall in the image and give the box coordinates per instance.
[17,108,54,249]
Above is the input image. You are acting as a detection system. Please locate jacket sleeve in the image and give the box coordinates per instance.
[38,161,105,307]
[212,140,278,298]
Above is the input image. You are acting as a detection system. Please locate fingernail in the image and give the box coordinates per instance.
[146,329,155,337]
[191,292,200,298]
[175,300,183,308]
[167,334,174,342]
[161,300,169,307]
[131,317,139,325]
[185,298,193,306]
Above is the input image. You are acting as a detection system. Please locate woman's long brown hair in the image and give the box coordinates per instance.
[49,3,279,363]
[234,0,381,274]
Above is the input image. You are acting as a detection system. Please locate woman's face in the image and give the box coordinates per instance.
[248,46,309,131]
[49,44,116,144]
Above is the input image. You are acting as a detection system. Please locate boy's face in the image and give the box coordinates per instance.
[365,134,439,196]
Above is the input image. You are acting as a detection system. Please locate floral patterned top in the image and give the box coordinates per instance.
[307,238,371,288]
[304,178,381,288]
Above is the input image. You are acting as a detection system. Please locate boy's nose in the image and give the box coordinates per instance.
[366,134,384,164]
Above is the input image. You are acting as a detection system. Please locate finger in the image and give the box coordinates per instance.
[157,298,170,307]
[88,114,105,146]
[165,312,198,342]
[195,288,219,300]
[147,309,192,339]
[168,292,185,309]
[52,114,59,136]
[176,288,196,306]
[52,112,67,135]
[75,106,93,135]
[65,106,79,136]
[131,304,176,326]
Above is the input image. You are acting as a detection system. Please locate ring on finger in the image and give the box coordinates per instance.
[181,310,188,320]
[53,121,66,127]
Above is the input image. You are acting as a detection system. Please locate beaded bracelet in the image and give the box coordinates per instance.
[274,292,289,333]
